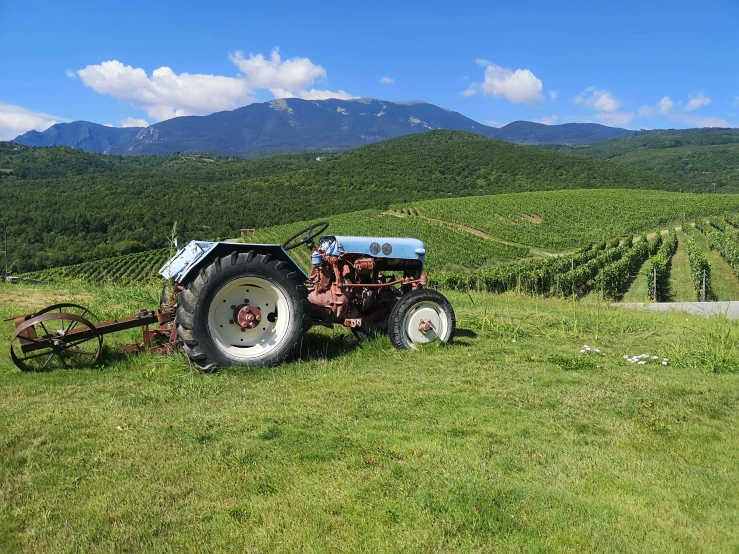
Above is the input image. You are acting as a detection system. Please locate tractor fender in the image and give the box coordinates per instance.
[159,241,307,285]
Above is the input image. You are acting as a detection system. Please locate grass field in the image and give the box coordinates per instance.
[1,282,738,553]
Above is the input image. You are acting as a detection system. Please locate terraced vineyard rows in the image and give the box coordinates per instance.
[403,190,739,249]
[21,249,170,284]
[697,219,739,277]
[248,210,530,272]
[645,229,678,301]
[683,228,713,300]
[435,234,662,298]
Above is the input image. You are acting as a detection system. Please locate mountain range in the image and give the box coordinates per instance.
[13,98,631,156]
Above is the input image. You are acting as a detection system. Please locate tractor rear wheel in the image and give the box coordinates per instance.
[388,289,455,350]
[176,251,311,371]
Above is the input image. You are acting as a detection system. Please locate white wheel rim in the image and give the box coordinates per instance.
[207,276,290,361]
[402,301,448,347]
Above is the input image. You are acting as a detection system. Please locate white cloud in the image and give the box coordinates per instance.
[462,85,478,97]
[73,49,356,122]
[65,69,76,79]
[680,114,729,127]
[476,58,493,67]
[575,87,621,112]
[593,111,635,127]
[76,60,252,122]
[484,119,507,127]
[534,115,559,125]
[379,76,394,84]
[549,90,557,102]
[637,106,655,118]
[686,92,710,111]
[0,103,68,140]
[120,117,149,128]
[476,61,544,105]
[230,49,356,101]
[658,96,674,115]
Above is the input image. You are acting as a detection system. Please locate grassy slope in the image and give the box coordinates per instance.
[1,282,738,552]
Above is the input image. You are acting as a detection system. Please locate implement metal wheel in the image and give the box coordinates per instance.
[10,305,102,371]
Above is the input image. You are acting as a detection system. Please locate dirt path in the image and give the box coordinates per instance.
[385,211,566,257]
[619,301,739,319]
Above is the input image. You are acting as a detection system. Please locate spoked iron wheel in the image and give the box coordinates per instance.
[10,304,103,371]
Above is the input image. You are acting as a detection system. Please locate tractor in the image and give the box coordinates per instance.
[8,222,456,371]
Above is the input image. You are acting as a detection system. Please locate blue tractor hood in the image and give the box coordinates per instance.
[320,235,426,263]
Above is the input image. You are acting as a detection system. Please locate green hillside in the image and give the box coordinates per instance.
[25,189,739,302]
[542,129,739,192]
[1,131,694,273]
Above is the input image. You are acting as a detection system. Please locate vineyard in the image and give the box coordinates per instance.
[696,218,739,278]
[17,189,739,301]
[21,248,171,284]
[247,210,530,272]
[645,229,679,301]
[403,189,739,249]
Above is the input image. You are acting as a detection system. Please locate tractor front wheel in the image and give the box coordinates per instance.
[176,251,311,370]
[388,289,456,350]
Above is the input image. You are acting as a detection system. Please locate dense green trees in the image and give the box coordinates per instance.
[0,131,706,273]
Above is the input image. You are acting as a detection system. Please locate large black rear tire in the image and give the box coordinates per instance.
[388,289,455,350]
[176,251,311,371]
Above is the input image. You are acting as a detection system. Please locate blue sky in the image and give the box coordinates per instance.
[1,0,737,139]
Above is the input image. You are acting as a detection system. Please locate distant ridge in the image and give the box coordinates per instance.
[13,98,631,155]
[14,121,142,152]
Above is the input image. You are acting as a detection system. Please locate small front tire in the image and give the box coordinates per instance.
[388,289,455,350]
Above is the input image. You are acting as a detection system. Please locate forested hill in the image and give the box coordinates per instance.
[540,128,739,192]
[1,130,693,273]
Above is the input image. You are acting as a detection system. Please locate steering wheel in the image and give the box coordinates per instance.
[282,221,330,251]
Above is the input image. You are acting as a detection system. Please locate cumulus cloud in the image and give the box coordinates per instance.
[658,96,674,115]
[534,115,559,125]
[680,114,729,127]
[379,76,394,84]
[575,87,622,112]
[686,92,710,111]
[120,117,149,128]
[593,111,635,127]
[549,90,557,102]
[0,103,67,140]
[230,49,356,101]
[76,60,253,121]
[73,49,356,122]
[573,87,632,126]
[468,61,544,105]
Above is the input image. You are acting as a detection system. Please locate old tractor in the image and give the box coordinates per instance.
[8,223,456,371]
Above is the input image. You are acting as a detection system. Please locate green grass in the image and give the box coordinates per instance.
[621,265,650,302]
[691,229,739,301]
[669,231,699,302]
[1,282,738,552]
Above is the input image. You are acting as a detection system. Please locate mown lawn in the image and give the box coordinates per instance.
[1,283,738,553]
